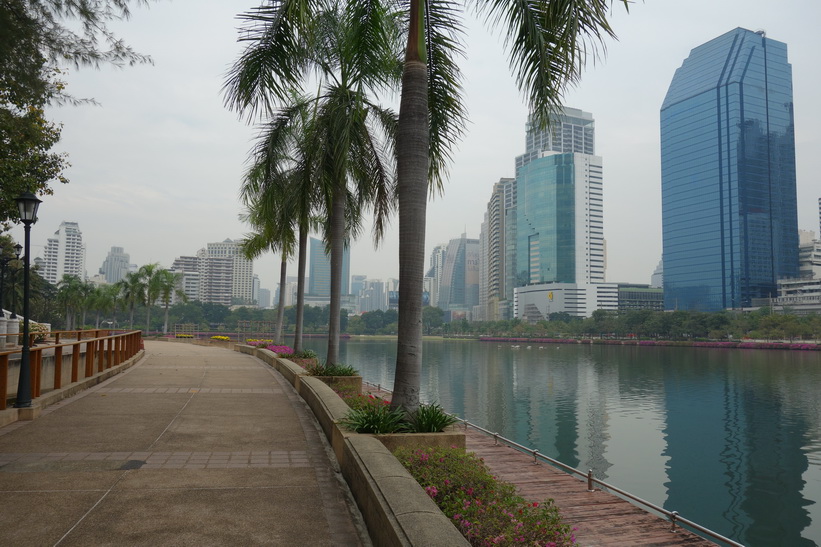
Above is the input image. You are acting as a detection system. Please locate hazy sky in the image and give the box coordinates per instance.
[9,0,821,293]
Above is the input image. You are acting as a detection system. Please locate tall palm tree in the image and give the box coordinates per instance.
[224,0,623,408]
[137,263,162,334]
[389,0,624,411]
[117,270,144,330]
[240,189,296,344]
[154,269,186,334]
[56,274,85,330]
[226,1,399,364]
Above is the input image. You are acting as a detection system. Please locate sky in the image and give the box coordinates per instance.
[9,0,821,294]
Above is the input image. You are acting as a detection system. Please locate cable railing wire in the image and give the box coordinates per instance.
[363,380,744,547]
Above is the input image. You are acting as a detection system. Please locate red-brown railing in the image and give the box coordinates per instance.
[0,330,143,410]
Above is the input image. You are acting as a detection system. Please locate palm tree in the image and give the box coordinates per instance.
[224,0,623,408]
[137,263,162,334]
[240,190,296,345]
[226,2,399,364]
[118,271,144,330]
[389,0,624,411]
[154,269,186,334]
[56,274,85,330]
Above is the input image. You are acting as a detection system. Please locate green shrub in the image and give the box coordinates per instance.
[407,403,459,433]
[394,447,575,546]
[335,390,391,411]
[339,404,409,434]
[307,363,359,376]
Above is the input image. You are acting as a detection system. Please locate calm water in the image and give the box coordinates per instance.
[302,337,821,546]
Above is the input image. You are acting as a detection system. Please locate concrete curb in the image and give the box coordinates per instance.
[238,345,469,547]
[0,349,145,427]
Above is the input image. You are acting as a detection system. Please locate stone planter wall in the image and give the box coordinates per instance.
[235,344,468,546]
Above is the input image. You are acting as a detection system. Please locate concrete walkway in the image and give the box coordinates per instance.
[0,341,370,546]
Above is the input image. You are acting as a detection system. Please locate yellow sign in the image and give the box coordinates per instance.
[548,291,553,301]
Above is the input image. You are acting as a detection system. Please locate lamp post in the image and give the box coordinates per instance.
[14,192,41,409]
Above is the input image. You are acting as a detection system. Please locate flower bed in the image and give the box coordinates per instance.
[395,446,575,546]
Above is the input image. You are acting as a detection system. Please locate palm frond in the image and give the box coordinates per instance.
[425,0,467,192]
[476,0,622,127]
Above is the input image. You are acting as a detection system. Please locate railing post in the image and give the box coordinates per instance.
[84,340,94,378]
[32,348,42,398]
[54,345,63,389]
[97,339,105,373]
[71,343,80,382]
[0,355,8,410]
[587,469,595,492]
[670,511,679,532]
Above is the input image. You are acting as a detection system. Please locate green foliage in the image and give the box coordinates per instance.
[307,362,358,377]
[394,447,575,546]
[407,403,458,433]
[1,0,151,227]
[339,404,409,434]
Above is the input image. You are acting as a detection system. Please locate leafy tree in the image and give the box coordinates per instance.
[0,0,151,225]
[422,306,443,334]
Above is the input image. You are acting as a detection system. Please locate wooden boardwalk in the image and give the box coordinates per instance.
[465,428,717,546]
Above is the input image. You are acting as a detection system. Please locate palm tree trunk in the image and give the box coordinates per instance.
[294,226,308,352]
[275,257,287,343]
[392,51,429,413]
[326,185,346,365]
[163,302,170,334]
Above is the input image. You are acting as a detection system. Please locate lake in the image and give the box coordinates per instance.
[301,337,821,546]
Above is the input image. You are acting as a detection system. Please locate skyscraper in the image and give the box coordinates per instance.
[42,221,86,283]
[509,107,615,320]
[661,28,798,311]
[99,246,132,284]
[438,234,480,312]
[514,108,604,287]
[308,237,350,297]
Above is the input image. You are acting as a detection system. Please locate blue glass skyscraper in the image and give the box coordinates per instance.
[661,28,798,311]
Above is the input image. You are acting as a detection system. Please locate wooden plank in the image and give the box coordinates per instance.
[465,427,717,546]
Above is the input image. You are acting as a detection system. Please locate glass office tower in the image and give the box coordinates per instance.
[661,28,798,311]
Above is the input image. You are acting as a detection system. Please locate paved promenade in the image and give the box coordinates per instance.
[0,341,369,546]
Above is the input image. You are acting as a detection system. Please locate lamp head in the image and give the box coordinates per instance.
[15,192,42,225]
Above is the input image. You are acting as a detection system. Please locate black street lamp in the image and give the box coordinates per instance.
[14,192,41,409]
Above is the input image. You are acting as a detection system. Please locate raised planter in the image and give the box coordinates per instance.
[374,426,465,452]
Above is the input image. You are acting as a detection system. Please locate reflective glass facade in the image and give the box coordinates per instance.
[661,28,798,311]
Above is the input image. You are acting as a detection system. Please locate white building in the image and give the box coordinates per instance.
[42,221,86,284]
[514,282,618,321]
[206,239,254,305]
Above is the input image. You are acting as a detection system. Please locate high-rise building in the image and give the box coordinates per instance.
[308,237,350,297]
[661,28,798,311]
[206,239,254,305]
[99,246,132,284]
[479,178,516,321]
[438,234,480,312]
[509,107,613,321]
[257,287,271,309]
[426,244,447,308]
[42,221,86,283]
[514,110,604,287]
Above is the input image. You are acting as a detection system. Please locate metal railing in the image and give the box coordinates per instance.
[0,330,143,410]
[362,380,744,547]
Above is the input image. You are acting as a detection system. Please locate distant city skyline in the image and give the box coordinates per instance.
[6,2,821,294]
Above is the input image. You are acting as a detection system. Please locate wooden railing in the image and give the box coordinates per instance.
[0,330,143,410]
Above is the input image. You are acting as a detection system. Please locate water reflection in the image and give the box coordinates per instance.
[311,338,821,545]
